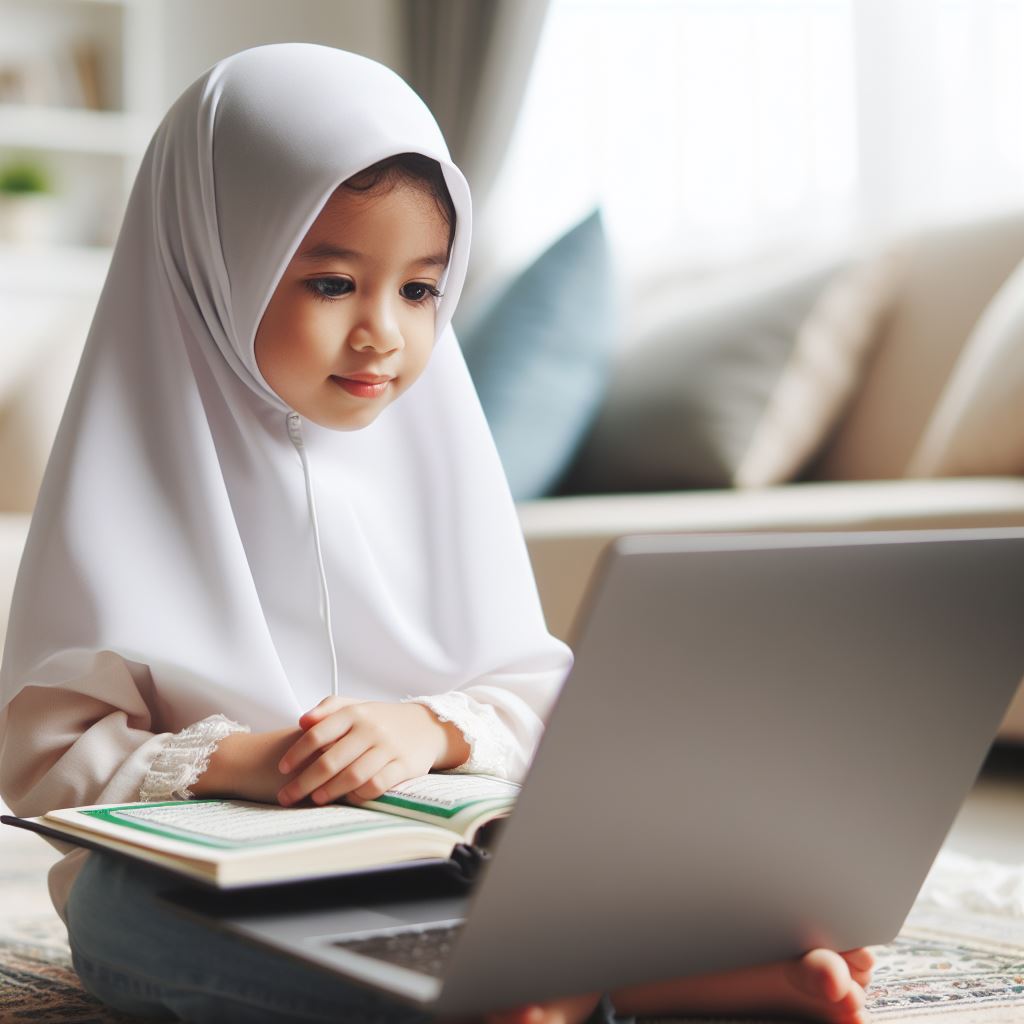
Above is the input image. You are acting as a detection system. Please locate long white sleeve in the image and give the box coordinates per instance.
[402,691,515,777]
[0,653,248,923]
[138,713,251,801]
[402,651,572,783]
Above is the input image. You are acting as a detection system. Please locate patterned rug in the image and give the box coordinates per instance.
[2,824,1023,1022]
[863,906,1024,1022]
[0,821,154,1022]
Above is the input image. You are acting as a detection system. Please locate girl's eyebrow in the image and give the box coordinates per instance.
[297,242,447,269]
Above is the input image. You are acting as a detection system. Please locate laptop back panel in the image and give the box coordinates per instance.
[434,530,1024,1014]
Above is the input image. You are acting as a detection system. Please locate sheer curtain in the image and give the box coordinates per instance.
[402,0,549,212]
[401,0,550,315]
[853,0,1024,234]
[477,0,1024,293]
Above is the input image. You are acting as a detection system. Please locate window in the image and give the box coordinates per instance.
[486,0,1024,282]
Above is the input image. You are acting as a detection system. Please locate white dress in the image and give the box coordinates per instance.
[0,42,573,925]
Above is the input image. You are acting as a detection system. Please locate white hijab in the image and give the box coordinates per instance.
[0,43,571,734]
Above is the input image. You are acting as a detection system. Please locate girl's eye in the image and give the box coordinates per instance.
[304,278,441,304]
[305,277,353,302]
[401,282,442,304]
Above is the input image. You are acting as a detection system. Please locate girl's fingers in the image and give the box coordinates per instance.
[299,695,365,728]
[347,758,409,802]
[309,749,396,805]
[279,711,356,774]
[278,730,371,805]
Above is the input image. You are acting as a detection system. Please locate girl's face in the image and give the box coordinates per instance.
[255,178,451,431]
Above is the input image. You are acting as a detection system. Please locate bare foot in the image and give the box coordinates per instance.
[611,946,878,1023]
[473,946,878,1024]
[780,947,877,1021]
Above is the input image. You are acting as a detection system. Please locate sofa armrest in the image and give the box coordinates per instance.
[517,477,1024,742]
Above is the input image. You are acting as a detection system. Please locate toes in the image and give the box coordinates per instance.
[778,953,870,1024]
[834,981,867,1018]
[840,947,877,973]
[791,948,851,1003]
[486,1008,543,1024]
[846,963,873,989]
[839,1010,871,1024]
[840,947,878,989]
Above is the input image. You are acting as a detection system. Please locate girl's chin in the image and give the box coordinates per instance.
[325,412,382,432]
[317,401,390,432]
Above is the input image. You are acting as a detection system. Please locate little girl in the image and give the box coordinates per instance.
[0,43,875,1024]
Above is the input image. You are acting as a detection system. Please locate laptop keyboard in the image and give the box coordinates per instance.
[333,922,464,978]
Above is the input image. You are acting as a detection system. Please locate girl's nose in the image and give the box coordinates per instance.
[348,295,403,354]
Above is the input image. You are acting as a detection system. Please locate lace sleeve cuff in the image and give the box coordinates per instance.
[401,692,513,778]
[138,713,251,802]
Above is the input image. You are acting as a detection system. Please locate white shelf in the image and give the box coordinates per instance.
[0,241,112,292]
[0,0,161,246]
[0,103,150,156]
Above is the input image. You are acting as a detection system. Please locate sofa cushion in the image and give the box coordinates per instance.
[456,208,618,500]
[812,211,1024,480]
[734,251,902,486]
[907,255,1024,477]
[559,254,894,495]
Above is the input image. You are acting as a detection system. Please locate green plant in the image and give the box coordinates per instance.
[0,160,52,195]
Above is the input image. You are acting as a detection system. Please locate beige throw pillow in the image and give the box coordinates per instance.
[907,255,1024,478]
[559,250,902,496]
[735,248,904,487]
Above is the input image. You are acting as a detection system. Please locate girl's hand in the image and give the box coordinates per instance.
[275,696,469,806]
[191,726,306,803]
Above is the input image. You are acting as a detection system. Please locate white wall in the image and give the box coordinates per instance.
[156,0,407,109]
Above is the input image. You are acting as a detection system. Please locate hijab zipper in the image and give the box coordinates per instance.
[286,411,340,699]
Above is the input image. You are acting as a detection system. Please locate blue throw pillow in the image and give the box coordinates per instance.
[456,208,618,500]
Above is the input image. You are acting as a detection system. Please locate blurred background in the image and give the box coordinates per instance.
[2,0,1024,667]
[2,1,1023,283]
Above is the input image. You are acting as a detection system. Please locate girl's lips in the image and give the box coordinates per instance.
[332,375,393,399]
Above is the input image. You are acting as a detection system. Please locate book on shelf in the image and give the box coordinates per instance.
[0,773,518,889]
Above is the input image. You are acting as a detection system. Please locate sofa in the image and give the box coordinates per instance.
[512,210,1024,741]
[1,212,1023,741]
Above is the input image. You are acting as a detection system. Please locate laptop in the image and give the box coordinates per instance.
[158,528,1024,1016]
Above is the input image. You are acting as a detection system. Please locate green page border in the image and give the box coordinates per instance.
[370,792,514,819]
[80,801,408,851]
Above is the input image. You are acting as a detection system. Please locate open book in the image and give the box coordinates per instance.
[3,774,519,888]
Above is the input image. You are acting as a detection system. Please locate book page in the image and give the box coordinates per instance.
[368,774,519,818]
[73,800,416,851]
[361,774,520,836]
